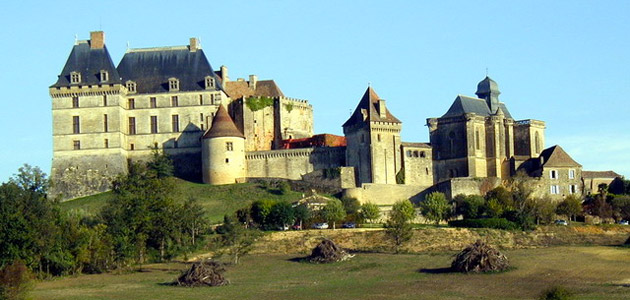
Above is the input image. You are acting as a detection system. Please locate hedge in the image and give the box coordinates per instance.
[448,218,519,230]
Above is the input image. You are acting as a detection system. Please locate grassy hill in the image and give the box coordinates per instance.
[60,178,305,223]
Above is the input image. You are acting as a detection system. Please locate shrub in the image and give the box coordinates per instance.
[0,261,31,300]
[539,286,574,300]
[448,218,519,230]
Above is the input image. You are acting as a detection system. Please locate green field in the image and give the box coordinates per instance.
[60,179,305,222]
[31,246,630,300]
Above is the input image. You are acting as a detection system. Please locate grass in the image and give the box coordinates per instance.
[30,245,630,300]
[60,178,305,223]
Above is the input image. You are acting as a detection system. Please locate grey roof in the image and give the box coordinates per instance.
[51,41,121,87]
[441,95,512,119]
[343,87,402,127]
[117,47,222,94]
[476,76,500,96]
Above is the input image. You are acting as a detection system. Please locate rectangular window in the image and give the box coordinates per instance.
[200,113,204,122]
[172,115,179,132]
[569,169,575,179]
[150,116,158,133]
[73,140,80,150]
[103,114,108,132]
[128,98,135,109]
[171,96,178,107]
[550,170,558,179]
[104,139,109,148]
[569,185,577,194]
[128,117,136,135]
[103,95,107,106]
[550,185,560,194]
[226,142,233,151]
[72,96,79,108]
[199,95,203,105]
[150,97,157,108]
[72,116,80,134]
[130,143,135,151]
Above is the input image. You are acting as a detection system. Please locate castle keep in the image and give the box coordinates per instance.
[50,32,588,202]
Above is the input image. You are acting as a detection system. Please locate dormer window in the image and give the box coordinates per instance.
[70,72,81,84]
[205,76,215,89]
[100,70,109,83]
[126,81,137,93]
[169,78,180,91]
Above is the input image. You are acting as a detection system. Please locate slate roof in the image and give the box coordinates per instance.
[476,76,500,96]
[203,105,245,139]
[224,80,285,99]
[441,95,512,119]
[117,47,222,94]
[51,41,121,87]
[343,87,402,127]
[582,171,621,179]
[540,145,582,168]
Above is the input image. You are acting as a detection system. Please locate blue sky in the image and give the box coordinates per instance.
[1,0,629,181]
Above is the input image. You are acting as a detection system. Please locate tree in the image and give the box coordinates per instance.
[293,204,311,229]
[322,199,346,229]
[528,197,557,225]
[460,195,485,219]
[419,192,449,225]
[219,215,261,265]
[250,199,276,228]
[146,147,174,178]
[9,164,49,195]
[385,200,415,253]
[556,195,582,221]
[485,186,514,211]
[608,177,626,195]
[268,202,295,229]
[611,195,630,220]
[341,197,361,216]
[360,202,381,224]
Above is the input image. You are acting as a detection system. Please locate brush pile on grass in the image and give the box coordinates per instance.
[308,239,353,263]
[174,260,229,287]
[624,235,630,246]
[451,240,509,273]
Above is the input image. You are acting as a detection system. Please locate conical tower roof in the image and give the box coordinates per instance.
[203,105,245,139]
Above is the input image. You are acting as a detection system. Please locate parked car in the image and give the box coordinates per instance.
[342,222,356,229]
[312,222,329,229]
[277,225,289,231]
[554,219,568,226]
[618,220,629,225]
[291,224,302,230]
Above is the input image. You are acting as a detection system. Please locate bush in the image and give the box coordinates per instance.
[0,261,31,300]
[539,286,574,300]
[448,218,519,230]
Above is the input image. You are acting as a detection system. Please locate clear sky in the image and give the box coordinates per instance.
[1,0,629,182]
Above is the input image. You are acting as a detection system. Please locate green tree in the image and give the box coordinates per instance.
[341,197,361,216]
[420,192,449,225]
[219,215,262,264]
[9,164,49,194]
[268,202,295,229]
[250,199,276,229]
[360,202,381,224]
[484,198,504,218]
[322,199,346,229]
[460,195,485,218]
[385,200,415,253]
[611,195,630,220]
[529,197,557,225]
[485,186,514,211]
[293,204,311,229]
[556,195,582,221]
[146,147,174,178]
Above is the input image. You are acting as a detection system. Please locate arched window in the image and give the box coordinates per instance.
[420,151,426,158]
[413,151,419,157]
[406,150,412,157]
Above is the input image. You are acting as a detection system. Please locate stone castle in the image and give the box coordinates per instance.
[50,32,591,203]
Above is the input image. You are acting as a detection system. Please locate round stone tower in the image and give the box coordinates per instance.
[202,104,246,185]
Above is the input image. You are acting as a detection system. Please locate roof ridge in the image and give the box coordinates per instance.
[127,46,189,53]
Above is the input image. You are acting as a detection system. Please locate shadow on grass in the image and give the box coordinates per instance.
[287,256,310,263]
[418,267,454,274]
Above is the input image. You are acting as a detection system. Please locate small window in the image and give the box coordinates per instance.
[171,96,178,107]
[420,151,426,158]
[199,95,203,105]
[425,167,429,175]
[100,70,108,83]
[104,139,109,148]
[406,150,412,157]
[377,134,381,142]
[70,72,81,84]
[72,116,80,134]
[126,81,136,93]
[130,143,135,151]
[550,170,558,179]
[550,185,560,194]
[569,169,575,179]
[210,94,215,104]
[205,76,215,89]
[150,97,157,108]
[103,95,108,106]
[128,98,135,109]
[73,140,80,150]
[168,78,179,91]
[226,142,233,151]
[200,113,204,122]
[172,115,179,132]
[150,116,158,133]
[225,158,229,163]
[569,185,577,194]
[154,142,158,149]
[103,114,108,132]
[475,130,480,150]
[128,117,136,135]
[413,151,419,158]
[72,96,79,108]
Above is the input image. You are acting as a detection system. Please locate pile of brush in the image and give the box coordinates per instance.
[308,239,353,263]
[451,240,509,273]
[174,260,229,287]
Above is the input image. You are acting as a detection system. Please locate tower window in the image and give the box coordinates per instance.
[150,116,158,133]
[104,139,109,148]
[420,151,426,158]
[172,115,179,132]
[200,113,204,122]
[171,96,178,107]
[72,116,80,134]
[73,140,80,150]
[103,95,107,106]
[150,97,157,108]
[128,117,136,135]
[103,114,108,132]
[475,130,480,150]
[226,142,233,151]
[169,78,179,91]
[205,76,215,89]
[130,143,135,151]
[128,98,135,109]
[100,70,109,82]
[377,134,381,142]
[126,81,136,93]
[225,158,229,163]
[413,151,419,157]
[70,72,81,84]
[199,95,203,105]
[72,96,79,108]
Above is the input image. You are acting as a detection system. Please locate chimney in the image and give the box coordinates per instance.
[249,75,258,89]
[220,65,229,83]
[189,37,199,52]
[90,31,105,49]
[378,99,387,118]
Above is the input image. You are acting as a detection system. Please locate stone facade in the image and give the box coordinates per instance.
[245,147,346,180]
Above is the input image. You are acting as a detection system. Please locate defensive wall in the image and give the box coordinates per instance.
[245,146,346,180]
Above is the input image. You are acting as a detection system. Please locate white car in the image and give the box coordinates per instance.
[312,222,329,229]
[554,220,568,226]
[619,220,629,225]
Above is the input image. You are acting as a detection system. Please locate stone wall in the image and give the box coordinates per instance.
[343,183,429,205]
[246,147,346,180]
[430,177,502,200]
[278,97,313,140]
[401,144,433,186]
